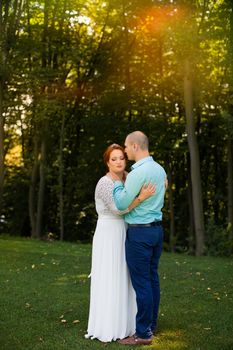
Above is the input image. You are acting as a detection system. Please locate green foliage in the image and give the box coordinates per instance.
[1,167,30,236]
[205,218,233,257]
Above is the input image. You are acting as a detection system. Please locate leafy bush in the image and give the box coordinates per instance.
[205,218,233,257]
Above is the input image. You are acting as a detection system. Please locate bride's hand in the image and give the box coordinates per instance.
[138,182,156,201]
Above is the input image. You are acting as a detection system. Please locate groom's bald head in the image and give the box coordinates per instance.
[126,131,149,150]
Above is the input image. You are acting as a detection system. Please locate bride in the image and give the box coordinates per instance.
[85,143,155,342]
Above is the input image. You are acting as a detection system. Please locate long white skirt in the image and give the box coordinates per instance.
[85,217,137,342]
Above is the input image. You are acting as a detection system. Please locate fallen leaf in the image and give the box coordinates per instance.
[73,320,80,324]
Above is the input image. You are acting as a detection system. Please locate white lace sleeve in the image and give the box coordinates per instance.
[95,176,129,216]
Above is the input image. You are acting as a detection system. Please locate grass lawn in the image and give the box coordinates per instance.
[0,236,233,350]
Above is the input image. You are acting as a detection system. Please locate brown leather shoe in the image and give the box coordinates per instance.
[117,335,152,345]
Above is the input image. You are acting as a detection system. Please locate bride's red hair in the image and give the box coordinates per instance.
[103,143,126,166]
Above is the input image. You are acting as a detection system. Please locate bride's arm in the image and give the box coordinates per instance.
[96,177,155,216]
[95,177,129,215]
[127,182,156,212]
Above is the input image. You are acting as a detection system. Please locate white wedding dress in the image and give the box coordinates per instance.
[85,175,137,342]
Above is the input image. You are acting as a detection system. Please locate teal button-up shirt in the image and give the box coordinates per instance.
[113,156,166,224]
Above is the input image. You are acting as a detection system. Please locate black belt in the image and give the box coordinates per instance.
[128,221,162,228]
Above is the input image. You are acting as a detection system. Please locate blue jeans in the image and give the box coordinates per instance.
[125,225,163,339]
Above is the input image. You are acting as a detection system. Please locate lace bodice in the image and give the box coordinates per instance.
[95,175,128,218]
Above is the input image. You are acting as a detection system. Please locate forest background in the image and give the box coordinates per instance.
[0,0,233,257]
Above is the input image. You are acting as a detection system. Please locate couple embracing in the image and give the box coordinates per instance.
[85,131,167,345]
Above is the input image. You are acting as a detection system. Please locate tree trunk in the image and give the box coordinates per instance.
[187,156,195,254]
[227,0,233,240]
[184,60,205,256]
[0,79,4,213]
[29,138,39,238]
[227,138,233,238]
[33,0,49,239]
[0,0,24,214]
[167,164,175,252]
[122,2,132,124]
[35,138,46,239]
[59,113,65,241]
[0,2,6,213]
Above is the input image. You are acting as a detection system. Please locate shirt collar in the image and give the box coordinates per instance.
[131,156,153,170]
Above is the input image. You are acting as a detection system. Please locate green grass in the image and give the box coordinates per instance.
[0,236,233,350]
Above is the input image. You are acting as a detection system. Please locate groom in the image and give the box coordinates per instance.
[112,131,167,346]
